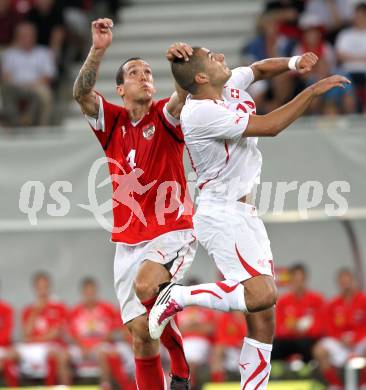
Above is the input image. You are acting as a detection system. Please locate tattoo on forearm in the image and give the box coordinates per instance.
[73,51,101,102]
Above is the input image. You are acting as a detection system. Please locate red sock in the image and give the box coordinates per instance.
[211,371,225,382]
[142,296,190,379]
[323,367,343,387]
[45,354,57,386]
[3,359,18,387]
[360,367,366,385]
[107,354,134,389]
[135,355,166,390]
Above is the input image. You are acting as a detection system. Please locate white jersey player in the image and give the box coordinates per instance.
[149,46,350,389]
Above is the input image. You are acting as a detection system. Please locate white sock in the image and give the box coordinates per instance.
[172,280,247,312]
[239,337,272,390]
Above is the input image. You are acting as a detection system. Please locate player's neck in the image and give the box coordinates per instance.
[124,99,153,122]
[192,85,223,101]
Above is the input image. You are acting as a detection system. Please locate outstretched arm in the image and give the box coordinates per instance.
[165,42,193,119]
[73,18,113,118]
[245,75,350,137]
[251,52,319,82]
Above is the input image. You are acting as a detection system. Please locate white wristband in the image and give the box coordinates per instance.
[288,56,301,71]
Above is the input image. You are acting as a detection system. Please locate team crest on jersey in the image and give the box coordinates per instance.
[142,123,155,140]
[121,125,127,137]
[231,88,240,99]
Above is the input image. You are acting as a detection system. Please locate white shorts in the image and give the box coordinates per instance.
[114,229,197,324]
[183,337,211,365]
[16,342,59,378]
[320,337,366,367]
[194,201,274,282]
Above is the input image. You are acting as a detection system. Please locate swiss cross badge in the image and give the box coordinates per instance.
[142,123,155,140]
[231,89,240,99]
[121,125,127,137]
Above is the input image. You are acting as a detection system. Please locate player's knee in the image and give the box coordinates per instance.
[245,276,278,312]
[127,316,156,354]
[133,279,157,301]
[312,341,327,360]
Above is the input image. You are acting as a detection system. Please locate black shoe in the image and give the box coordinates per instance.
[170,375,190,390]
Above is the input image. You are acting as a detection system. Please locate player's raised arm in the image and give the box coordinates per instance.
[165,42,193,118]
[245,75,351,137]
[73,18,113,118]
[250,52,319,82]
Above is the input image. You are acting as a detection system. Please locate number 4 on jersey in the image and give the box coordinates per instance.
[127,149,137,170]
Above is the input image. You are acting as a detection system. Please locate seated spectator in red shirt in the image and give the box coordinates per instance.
[63,278,134,390]
[0,0,22,48]
[241,11,296,114]
[273,263,325,363]
[313,268,366,390]
[0,292,16,387]
[9,272,67,386]
[1,22,56,126]
[177,304,216,388]
[210,311,247,383]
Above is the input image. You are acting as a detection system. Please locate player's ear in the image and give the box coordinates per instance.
[195,72,209,86]
[116,84,124,98]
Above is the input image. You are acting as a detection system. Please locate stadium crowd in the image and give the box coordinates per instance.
[0,0,125,127]
[1,0,366,126]
[242,0,366,115]
[0,266,366,389]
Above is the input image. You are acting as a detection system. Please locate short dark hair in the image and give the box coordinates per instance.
[355,2,366,13]
[115,57,144,85]
[32,271,50,285]
[289,263,307,275]
[81,277,97,289]
[171,47,205,94]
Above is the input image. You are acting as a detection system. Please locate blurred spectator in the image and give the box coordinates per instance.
[9,272,67,386]
[210,311,246,383]
[1,22,56,126]
[336,2,366,112]
[265,0,307,39]
[178,304,216,389]
[313,268,366,390]
[304,0,353,42]
[293,14,355,115]
[241,11,296,112]
[0,291,15,387]
[0,0,22,48]
[25,0,65,59]
[273,264,325,363]
[64,278,133,390]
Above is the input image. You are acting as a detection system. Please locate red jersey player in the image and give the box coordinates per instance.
[313,268,366,389]
[0,294,14,387]
[63,278,134,389]
[73,18,197,390]
[274,264,325,362]
[11,272,67,386]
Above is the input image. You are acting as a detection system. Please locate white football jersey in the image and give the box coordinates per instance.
[181,67,262,202]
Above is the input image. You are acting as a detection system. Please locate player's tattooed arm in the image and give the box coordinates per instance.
[166,42,193,118]
[73,18,113,118]
[250,52,318,82]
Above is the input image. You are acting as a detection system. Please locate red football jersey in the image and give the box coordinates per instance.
[86,94,193,244]
[0,300,13,347]
[215,312,246,348]
[177,306,216,341]
[22,301,67,343]
[275,290,325,339]
[325,291,366,343]
[69,301,117,349]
